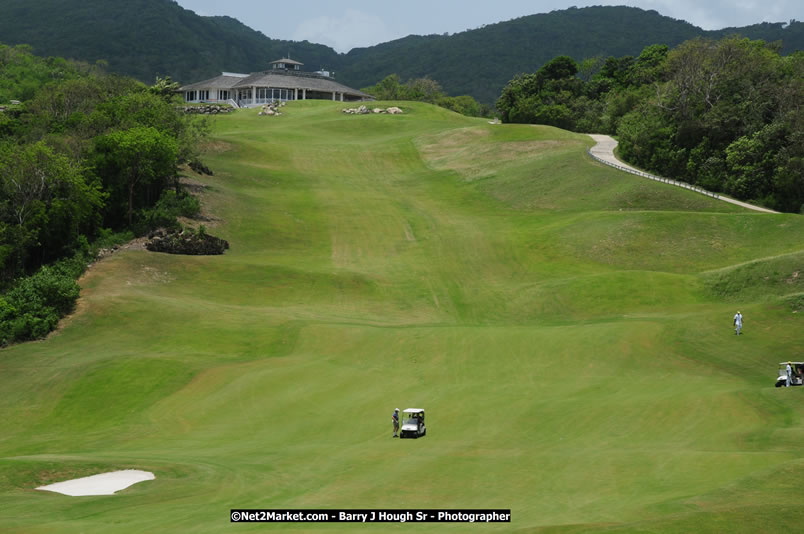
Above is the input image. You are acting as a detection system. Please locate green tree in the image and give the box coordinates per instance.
[93,126,178,227]
[0,142,103,275]
[362,74,409,100]
[628,44,669,86]
[95,90,209,169]
[497,57,587,128]
[539,55,579,81]
[150,76,181,100]
[405,77,443,103]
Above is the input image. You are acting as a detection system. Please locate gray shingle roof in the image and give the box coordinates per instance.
[180,74,247,91]
[180,70,372,99]
[233,72,371,98]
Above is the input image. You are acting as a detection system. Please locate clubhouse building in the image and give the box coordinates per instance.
[179,58,373,108]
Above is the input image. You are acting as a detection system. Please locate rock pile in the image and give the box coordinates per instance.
[95,244,120,260]
[182,104,235,115]
[258,101,285,116]
[189,160,214,176]
[146,228,229,255]
[342,105,403,115]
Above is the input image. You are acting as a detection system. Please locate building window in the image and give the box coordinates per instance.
[219,90,229,100]
[252,88,297,102]
[185,91,197,102]
[256,88,273,103]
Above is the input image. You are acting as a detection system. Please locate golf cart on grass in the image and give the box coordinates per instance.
[400,408,426,439]
[775,362,804,387]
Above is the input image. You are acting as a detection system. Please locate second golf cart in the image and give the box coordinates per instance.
[775,362,804,387]
[400,408,426,439]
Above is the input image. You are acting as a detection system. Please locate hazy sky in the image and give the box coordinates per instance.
[175,0,803,53]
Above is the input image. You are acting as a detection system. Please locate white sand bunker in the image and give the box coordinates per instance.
[36,470,155,496]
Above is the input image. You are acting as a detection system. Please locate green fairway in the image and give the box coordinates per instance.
[1,100,803,532]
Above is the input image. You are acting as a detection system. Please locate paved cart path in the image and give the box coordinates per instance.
[588,134,779,214]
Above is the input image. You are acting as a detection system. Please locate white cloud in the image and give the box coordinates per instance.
[292,9,397,53]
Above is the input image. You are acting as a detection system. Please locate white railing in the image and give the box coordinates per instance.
[586,148,720,200]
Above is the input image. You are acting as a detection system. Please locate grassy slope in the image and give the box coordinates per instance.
[0,101,803,533]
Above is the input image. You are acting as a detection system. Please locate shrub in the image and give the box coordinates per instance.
[140,189,201,231]
[0,297,15,345]
[93,228,135,252]
[8,265,80,316]
[0,258,83,345]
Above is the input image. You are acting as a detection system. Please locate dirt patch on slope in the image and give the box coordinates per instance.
[417,127,565,181]
[199,139,235,154]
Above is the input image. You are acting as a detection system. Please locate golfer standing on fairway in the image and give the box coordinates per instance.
[392,408,400,438]
[734,311,743,335]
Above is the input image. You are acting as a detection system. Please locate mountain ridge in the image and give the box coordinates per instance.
[0,1,801,103]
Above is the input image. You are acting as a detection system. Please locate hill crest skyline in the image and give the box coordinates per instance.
[0,1,801,103]
[173,0,804,53]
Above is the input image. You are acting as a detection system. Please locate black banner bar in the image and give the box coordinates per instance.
[230,509,511,523]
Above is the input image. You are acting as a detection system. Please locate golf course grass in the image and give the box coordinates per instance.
[1,100,803,532]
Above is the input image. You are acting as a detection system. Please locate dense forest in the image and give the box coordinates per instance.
[497,37,804,213]
[1,1,802,103]
[0,44,209,345]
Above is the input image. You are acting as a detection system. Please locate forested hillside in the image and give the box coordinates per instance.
[0,1,801,103]
[497,38,804,212]
[341,7,803,103]
[0,44,210,345]
[0,0,341,87]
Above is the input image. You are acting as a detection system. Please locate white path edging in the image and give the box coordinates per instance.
[587,134,779,214]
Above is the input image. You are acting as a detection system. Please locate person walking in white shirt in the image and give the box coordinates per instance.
[733,311,743,335]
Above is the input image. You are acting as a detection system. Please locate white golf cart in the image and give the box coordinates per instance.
[400,408,426,439]
[775,362,804,387]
